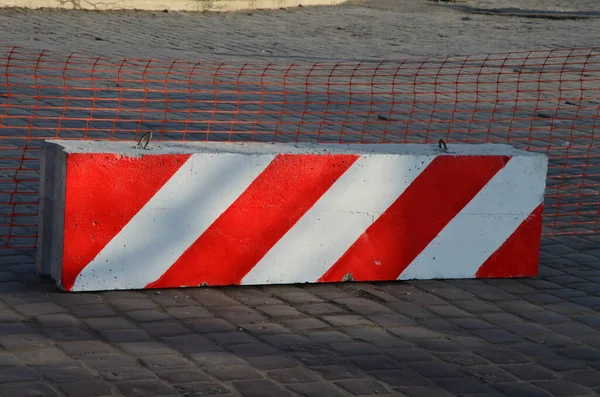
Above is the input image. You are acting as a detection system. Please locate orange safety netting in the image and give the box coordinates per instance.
[1,46,599,247]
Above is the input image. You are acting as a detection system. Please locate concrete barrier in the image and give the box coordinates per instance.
[0,0,346,12]
[37,140,548,292]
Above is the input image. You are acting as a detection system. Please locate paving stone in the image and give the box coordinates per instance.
[417,318,464,334]
[206,366,264,381]
[395,386,454,397]
[140,321,191,337]
[165,305,212,319]
[0,382,60,397]
[387,326,443,340]
[501,363,558,380]
[127,310,172,322]
[532,380,595,396]
[85,317,137,331]
[426,305,473,318]
[310,364,364,380]
[297,303,348,316]
[534,355,587,371]
[267,367,320,384]
[0,366,41,382]
[36,361,97,383]
[116,341,175,357]
[14,302,66,317]
[59,380,115,397]
[371,368,432,387]
[212,306,267,325]
[287,382,347,397]
[224,288,283,306]
[100,366,156,382]
[138,355,195,371]
[0,334,54,349]
[547,321,598,336]
[190,352,248,368]
[109,298,157,311]
[336,378,392,395]
[449,318,495,330]
[293,351,349,367]
[415,339,463,352]
[174,382,232,396]
[229,342,281,357]
[273,292,324,305]
[349,354,401,371]
[14,347,69,364]
[544,302,593,315]
[520,293,563,305]
[344,327,413,348]
[44,327,94,342]
[500,322,552,337]
[244,354,300,370]
[81,354,137,369]
[162,334,222,354]
[100,329,152,343]
[334,298,394,315]
[306,331,351,343]
[471,329,523,344]
[563,370,600,388]
[117,379,175,397]
[261,334,312,349]
[241,322,291,335]
[407,362,464,378]
[185,318,237,334]
[518,311,572,324]
[462,365,518,383]
[69,305,116,318]
[280,318,330,331]
[36,313,81,328]
[185,290,240,307]
[558,346,600,361]
[255,305,304,318]
[433,378,491,394]
[157,368,211,384]
[367,314,417,327]
[233,379,295,397]
[321,315,375,327]
[434,352,489,366]
[206,331,258,345]
[0,322,33,335]
[0,353,19,367]
[328,341,382,356]
[386,348,436,363]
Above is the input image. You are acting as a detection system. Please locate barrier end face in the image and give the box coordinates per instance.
[36,141,68,282]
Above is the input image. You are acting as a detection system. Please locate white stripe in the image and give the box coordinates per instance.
[71,153,275,291]
[241,155,437,285]
[398,155,547,280]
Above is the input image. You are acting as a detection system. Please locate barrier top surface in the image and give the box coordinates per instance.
[45,140,545,158]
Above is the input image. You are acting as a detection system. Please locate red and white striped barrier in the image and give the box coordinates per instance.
[37,140,548,292]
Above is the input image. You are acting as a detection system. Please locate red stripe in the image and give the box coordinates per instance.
[62,153,191,291]
[476,204,543,278]
[319,155,510,283]
[146,153,359,288]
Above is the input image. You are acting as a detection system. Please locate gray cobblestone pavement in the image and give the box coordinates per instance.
[1,236,600,397]
[0,1,599,396]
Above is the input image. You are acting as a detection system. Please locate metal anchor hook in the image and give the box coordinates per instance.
[136,132,153,150]
[438,139,448,152]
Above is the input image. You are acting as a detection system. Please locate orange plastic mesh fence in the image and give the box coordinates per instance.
[1,46,599,247]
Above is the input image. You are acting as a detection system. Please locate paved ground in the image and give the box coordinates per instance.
[0,1,599,396]
[0,0,599,62]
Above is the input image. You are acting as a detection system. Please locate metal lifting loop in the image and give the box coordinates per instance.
[136,131,153,150]
[438,139,448,152]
